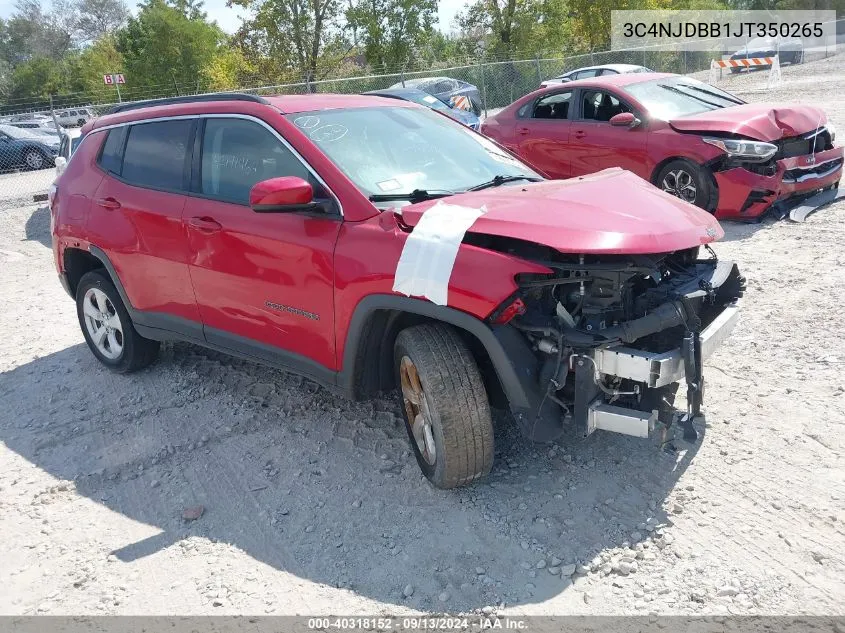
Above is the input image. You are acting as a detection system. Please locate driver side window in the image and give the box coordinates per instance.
[532,91,573,120]
[580,90,631,122]
[200,118,320,205]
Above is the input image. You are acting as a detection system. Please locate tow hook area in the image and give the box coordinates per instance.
[676,330,704,443]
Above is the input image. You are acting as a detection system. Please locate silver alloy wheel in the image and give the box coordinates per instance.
[661,168,697,203]
[82,288,124,360]
[25,150,44,170]
[399,355,436,465]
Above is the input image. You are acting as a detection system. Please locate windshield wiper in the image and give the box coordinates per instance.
[677,83,744,105]
[368,189,456,203]
[657,83,725,109]
[468,175,542,191]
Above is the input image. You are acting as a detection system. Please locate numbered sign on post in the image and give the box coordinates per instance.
[103,74,114,85]
[115,74,126,84]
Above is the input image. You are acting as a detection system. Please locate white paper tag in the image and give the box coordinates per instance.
[392,202,486,306]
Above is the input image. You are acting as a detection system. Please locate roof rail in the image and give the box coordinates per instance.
[106,93,269,115]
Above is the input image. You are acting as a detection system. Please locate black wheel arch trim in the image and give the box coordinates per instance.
[339,295,564,442]
[87,245,205,342]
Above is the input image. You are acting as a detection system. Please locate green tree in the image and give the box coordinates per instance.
[117,0,225,93]
[231,0,349,82]
[0,0,75,65]
[67,35,124,97]
[0,59,11,99]
[346,0,438,70]
[201,46,253,90]
[7,55,69,100]
[74,0,129,43]
[456,0,574,57]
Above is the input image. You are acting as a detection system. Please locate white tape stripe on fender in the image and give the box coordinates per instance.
[392,202,487,306]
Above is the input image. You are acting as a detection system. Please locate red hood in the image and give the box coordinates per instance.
[398,169,723,255]
[669,104,827,141]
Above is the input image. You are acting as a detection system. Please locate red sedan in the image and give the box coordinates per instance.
[481,73,843,220]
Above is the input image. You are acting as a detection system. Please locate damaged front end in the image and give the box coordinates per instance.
[490,244,745,443]
[709,126,844,221]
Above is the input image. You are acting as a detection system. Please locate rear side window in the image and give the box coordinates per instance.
[122,120,193,191]
[532,91,573,119]
[98,127,127,174]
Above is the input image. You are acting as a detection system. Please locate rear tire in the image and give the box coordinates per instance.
[76,270,159,373]
[394,324,494,489]
[655,159,717,212]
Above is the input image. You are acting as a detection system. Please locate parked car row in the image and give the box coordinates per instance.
[1,107,95,128]
[0,124,59,171]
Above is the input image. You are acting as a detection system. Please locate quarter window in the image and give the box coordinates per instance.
[532,91,573,120]
[200,118,314,205]
[97,127,127,175]
[122,120,193,190]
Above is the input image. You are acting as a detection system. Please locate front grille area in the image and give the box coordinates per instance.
[783,157,843,182]
[777,128,833,159]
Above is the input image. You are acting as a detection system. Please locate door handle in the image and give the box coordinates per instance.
[573,130,586,139]
[95,197,121,210]
[189,216,222,233]
[517,127,530,136]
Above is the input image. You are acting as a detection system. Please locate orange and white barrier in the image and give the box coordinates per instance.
[709,55,782,89]
[713,56,775,69]
[449,95,471,111]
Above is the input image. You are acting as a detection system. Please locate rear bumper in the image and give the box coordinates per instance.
[713,146,844,220]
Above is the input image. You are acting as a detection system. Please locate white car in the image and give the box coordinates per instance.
[53,108,96,127]
[539,64,653,88]
[54,128,83,178]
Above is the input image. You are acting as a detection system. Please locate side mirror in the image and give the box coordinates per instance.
[54,156,67,174]
[610,112,642,128]
[249,176,315,213]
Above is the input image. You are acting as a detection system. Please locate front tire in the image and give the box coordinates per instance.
[655,159,717,212]
[394,324,494,489]
[76,270,159,373]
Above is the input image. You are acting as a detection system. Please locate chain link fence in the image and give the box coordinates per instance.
[2,29,843,209]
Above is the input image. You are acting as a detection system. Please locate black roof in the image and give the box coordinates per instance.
[107,93,268,115]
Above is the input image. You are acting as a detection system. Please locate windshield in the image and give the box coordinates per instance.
[623,77,744,119]
[0,125,40,139]
[71,135,83,153]
[286,106,539,200]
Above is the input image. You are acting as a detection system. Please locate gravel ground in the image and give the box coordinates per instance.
[1,55,844,617]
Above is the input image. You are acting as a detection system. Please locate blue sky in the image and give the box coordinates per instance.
[0,0,467,33]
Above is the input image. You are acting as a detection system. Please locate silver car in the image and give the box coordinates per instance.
[540,64,653,88]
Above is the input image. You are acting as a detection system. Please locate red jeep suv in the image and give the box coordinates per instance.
[51,93,744,488]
